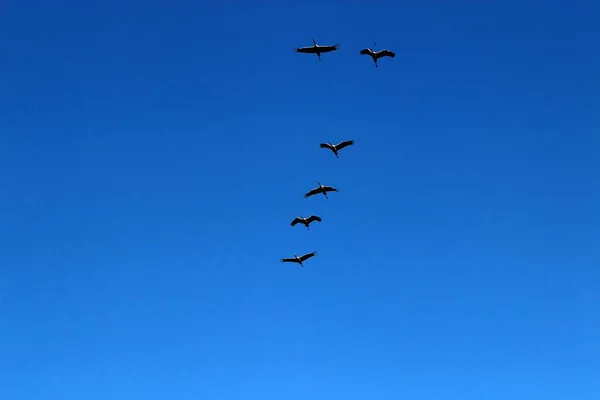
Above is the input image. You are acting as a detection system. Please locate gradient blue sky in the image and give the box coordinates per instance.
[1,1,599,399]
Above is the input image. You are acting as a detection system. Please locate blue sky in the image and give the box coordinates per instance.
[1,0,599,398]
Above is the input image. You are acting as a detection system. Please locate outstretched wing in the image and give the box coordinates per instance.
[296,46,317,54]
[321,185,338,193]
[380,49,395,58]
[360,48,373,56]
[290,217,302,226]
[319,142,335,150]
[299,251,317,262]
[304,187,321,198]
[306,215,322,224]
[335,140,354,150]
[281,257,298,263]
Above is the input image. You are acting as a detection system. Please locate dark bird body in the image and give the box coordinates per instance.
[290,215,322,230]
[320,140,354,158]
[296,38,340,61]
[360,46,395,68]
[304,181,339,199]
[281,251,317,267]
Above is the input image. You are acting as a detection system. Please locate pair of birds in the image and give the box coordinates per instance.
[295,37,395,68]
[281,139,355,267]
[293,140,355,226]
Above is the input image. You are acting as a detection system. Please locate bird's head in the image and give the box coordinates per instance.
[317,181,322,187]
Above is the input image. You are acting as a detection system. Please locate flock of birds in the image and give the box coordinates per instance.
[280,139,356,268]
[294,37,396,67]
[280,37,396,268]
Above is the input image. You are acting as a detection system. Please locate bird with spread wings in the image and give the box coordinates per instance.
[281,251,317,267]
[304,181,339,199]
[360,43,396,68]
[295,37,340,61]
[290,215,322,230]
[319,140,354,158]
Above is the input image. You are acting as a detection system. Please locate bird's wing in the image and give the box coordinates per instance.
[295,46,316,53]
[299,251,317,261]
[335,140,354,150]
[360,48,373,55]
[322,186,338,192]
[290,218,302,226]
[306,215,322,223]
[319,143,334,150]
[304,187,321,198]
[380,49,396,58]
[281,257,298,263]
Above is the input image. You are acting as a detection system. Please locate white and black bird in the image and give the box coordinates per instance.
[290,215,322,230]
[304,181,339,199]
[281,251,317,267]
[320,140,355,159]
[360,43,395,68]
[295,37,340,61]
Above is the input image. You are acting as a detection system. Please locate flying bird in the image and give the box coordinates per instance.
[304,181,339,199]
[281,251,317,267]
[360,43,395,67]
[295,37,340,61]
[290,215,322,230]
[319,140,355,158]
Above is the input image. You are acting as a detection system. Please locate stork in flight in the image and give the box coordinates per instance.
[360,42,395,68]
[320,140,355,159]
[290,215,322,230]
[295,37,340,61]
[281,251,317,267]
[304,181,339,199]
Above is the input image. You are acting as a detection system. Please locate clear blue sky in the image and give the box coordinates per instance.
[1,1,599,398]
